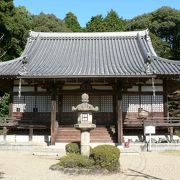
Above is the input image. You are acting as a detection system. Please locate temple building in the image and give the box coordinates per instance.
[0,30,180,144]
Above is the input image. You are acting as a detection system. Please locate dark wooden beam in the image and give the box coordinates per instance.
[163,80,168,117]
[58,89,115,95]
[117,99,123,144]
[116,81,123,144]
[58,94,63,124]
[51,83,57,145]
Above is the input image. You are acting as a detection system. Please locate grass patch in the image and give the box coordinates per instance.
[161,150,180,156]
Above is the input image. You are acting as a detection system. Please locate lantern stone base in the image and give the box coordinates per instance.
[74,124,96,157]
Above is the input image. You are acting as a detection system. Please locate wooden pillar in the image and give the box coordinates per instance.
[113,95,117,124]
[117,99,123,144]
[58,94,63,124]
[163,80,168,117]
[51,84,57,145]
[116,81,123,144]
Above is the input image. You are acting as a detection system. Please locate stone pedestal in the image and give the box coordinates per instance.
[74,123,96,157]
[81,130,90,156]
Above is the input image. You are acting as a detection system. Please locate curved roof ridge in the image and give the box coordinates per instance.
[0,57,23,66]
[145,29,157,56]
[153,56,180,64]
[29,30,148,38]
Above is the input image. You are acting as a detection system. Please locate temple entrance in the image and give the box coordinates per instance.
[56,94,117,143]
[60,95,114,126]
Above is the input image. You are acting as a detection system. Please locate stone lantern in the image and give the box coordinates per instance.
[72,93,98,157]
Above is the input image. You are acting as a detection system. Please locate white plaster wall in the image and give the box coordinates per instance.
[92,86,113,90]
[13,86,35,92]
[37,87,47,92]
[127,86,138,92]
[62,86,80,90]
[141,86,163,92]
[0,135,50,143]
[145,79,163,84]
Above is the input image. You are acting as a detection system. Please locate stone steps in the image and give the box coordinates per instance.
[56,126,116,143]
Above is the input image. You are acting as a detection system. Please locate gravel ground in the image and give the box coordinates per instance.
[0,151,180,180]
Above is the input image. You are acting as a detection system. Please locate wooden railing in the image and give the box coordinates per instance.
[145,117,180,127]
[123,118,144,127]
[123,117,180,128]
[0,117,50,142]
[0,117,19,127]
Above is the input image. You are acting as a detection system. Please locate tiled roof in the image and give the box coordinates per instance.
[0,30,179,78]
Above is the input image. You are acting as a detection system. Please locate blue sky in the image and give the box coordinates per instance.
[14,0,180,27]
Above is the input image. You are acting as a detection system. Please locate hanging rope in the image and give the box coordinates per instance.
[152,77,156,99]
[151,77,156,116]
[18,78,22,100]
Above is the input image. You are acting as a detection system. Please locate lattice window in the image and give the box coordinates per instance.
[25,96,35,112]
[35,96,51,112]
[90,96,100,109]
[63,96,81,112]
[141,95,152,112]
[127,95,140,112]
[100,96,113,112]
[13,96,26,112]
[152,95,163,112]
[122,95,129,112]
[63,95,113,112]
[13,95,54,112]
[122,95,164,113]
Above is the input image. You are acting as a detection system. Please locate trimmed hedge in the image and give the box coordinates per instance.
[91,145,120,172]
[59,153,94,168]
[65,142,80,154]
[57,144,120,173]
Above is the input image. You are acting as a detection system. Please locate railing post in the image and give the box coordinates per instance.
[29,127,33,141]
[3,127,7,141]
[169,127,173,142]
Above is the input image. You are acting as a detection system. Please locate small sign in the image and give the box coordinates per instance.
[82,113,88,121]
[144,125,156,134]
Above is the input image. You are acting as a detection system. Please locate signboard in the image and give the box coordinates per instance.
[144,125,156,134]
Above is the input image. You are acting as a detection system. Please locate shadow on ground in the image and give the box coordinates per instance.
[0,172,5,179]
[123,168,163,180]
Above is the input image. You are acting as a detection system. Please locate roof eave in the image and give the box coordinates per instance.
[17,74,157,79]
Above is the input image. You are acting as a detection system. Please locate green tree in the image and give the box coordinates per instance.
[126,7,180,60]
[150,32,172,58]
[86,10,125,32]
[104,10,125,32]
[64,12,81,32]
[32,12,71,32]
[86,15,105,32]
[0,1,32,61]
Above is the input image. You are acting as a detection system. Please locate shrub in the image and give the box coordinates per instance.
[0,93,9,118]
[65,142,80,154]
[91,145,120,172]
[59,153,94,168]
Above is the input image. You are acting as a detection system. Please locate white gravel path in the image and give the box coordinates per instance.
[0,151,180,180]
